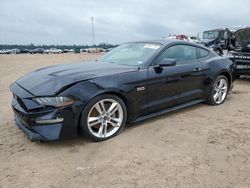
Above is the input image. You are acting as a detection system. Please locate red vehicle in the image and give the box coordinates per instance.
[176,34,189,41]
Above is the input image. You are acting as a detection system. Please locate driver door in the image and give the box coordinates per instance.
[146,44,205,114]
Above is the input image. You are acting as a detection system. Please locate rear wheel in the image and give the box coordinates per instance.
[207,75,229,105]
[80,94,127,141]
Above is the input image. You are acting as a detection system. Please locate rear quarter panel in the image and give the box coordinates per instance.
[200,55,234,97]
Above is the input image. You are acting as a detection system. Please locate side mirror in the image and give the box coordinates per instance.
[158,58,176,67]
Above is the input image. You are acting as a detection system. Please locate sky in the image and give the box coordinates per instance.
[0,0,249,45]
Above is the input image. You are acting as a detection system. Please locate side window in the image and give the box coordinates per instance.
[156,45,196,65]
[196,47,210,59]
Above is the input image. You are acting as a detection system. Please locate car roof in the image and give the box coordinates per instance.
[127,39,206,48]
[129,39,177,45]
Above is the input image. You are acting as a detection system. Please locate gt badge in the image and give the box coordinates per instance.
[137,86,145,92]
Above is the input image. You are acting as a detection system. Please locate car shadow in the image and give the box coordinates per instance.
[35,136,90,148]
[125,102,206,130]
[238,76,250,82]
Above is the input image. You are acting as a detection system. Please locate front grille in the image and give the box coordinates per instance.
[231,52,250,65]
[235,60,250,65]
[13,108,28,119]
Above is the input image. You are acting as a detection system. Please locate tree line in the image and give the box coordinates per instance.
[0,43,118,50]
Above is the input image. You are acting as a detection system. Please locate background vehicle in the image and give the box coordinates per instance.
[168,35,199,43]
[31,48,45,54]
[86,48,102,53]
[63,49,74,53]
[10,40,234,142]
[0,49,11,54]
[228,27,250,78]
[45,48,62,54]
[11,49,20,54]
[188,36,199,43]
[19,49,31,54]
[175,34,189,41]
[201,28,235,54]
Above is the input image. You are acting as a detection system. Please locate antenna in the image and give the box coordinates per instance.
[91,17,95,46]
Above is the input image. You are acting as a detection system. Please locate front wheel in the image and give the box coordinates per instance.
[80,94,127,141]
[207,75,229,105]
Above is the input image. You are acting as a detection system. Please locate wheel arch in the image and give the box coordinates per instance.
[76,90,130,133]
[219,71,232,88]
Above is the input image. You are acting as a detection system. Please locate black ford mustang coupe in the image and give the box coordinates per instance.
[10,40,234,141]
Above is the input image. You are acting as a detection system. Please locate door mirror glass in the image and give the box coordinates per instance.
[158,58,176,67]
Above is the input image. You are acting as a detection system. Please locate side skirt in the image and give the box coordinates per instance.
[134,99,205,123]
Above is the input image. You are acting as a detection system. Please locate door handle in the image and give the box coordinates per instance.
[193,67,202,72]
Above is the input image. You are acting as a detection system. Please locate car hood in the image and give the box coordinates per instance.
[234,28,250,49]
[15,61,137,96]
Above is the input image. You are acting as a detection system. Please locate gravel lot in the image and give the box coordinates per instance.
[0,54,250,188]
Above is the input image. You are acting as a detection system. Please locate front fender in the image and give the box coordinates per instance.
[60,68,148,124]
[60,77,144,124]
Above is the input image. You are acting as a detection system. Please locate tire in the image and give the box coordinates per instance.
[206,75,229,106]
[79,94,127,141]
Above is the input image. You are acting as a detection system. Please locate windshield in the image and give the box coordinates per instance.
[203,31,219,40]
[100,43,162,66]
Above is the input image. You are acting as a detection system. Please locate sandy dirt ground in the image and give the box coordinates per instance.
[0,54,250,188]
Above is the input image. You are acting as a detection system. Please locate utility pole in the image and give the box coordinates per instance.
[91,17,95,46]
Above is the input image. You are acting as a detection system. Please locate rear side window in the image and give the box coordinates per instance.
[156,44,196,65]
[196,47,210,59]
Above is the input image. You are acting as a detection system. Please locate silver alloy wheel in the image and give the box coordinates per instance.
[213,78,228,104]
[87,99,124,138]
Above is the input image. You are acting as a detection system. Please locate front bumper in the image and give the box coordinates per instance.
[10,82,81,141]
[12,97,65,141]
[15,115,44,141]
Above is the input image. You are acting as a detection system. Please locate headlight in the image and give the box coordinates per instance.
[34,96,75,107]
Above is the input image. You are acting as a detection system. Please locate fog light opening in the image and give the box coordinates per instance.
[35,117,64,124]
